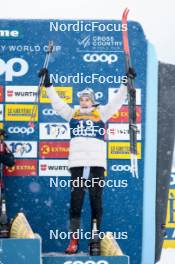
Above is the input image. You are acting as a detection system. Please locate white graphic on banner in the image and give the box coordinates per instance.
[0,58,29,81]
[108,123,141,141]
[6,141,37,158]
[39,159,70,176]
[40,123,70,140]
[108,88,141,105]
[5,86,38,102]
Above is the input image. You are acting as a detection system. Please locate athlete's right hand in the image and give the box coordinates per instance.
[38,68,48,78]
[38,68,52,87]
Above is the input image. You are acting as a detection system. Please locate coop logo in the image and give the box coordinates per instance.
[0,58,28,81]
[8,126,34,135]
[111,164,132,172]
[42,108,57,116]
[0,29,20,39]
[83,53,118,64]
[64,260,108,264]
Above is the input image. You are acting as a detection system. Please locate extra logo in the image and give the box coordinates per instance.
[0,58,28,81]
[4,159,37,176]
[64,261,108,264]
[83,53,118,64]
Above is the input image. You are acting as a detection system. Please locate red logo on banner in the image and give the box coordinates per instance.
[109,106,141,123]
[39,141,70,158]
[7,90,13,97]
[41,164,47,171]
[0,86,4,102]
[4,159,37,176]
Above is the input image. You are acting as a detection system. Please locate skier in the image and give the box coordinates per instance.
[38,67,136,254]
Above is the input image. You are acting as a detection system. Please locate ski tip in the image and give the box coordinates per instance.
[122,8,130,20]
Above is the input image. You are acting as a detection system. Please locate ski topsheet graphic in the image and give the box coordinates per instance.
[0,10,158,264]
[122,9,138,178]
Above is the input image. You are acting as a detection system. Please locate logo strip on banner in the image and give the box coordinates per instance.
[4,159,37,176]
[40,87,72,103]
[5,104,38,121]
[108,142,141,159]
[39,159,70,176]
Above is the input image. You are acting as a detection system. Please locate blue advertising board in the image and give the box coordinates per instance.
[0,19,158,264]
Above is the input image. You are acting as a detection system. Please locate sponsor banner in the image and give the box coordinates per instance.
[39,141,69,158]
[39,123,70,140]
[163,189,175,247]
[108,88,141,105]
[5,86,38,102]
[0,57,29,82]
[0,104,4,121]
[110,161,132,174]
[163,228,175,248]
[5,104,38,121]
[6,141,37,158]
[108,142,141,159]
[4,159,37,176]
[0,29,22,39]
[40,87,72,104]
[165,189,175,229]
[77,35,123,52]
[5,122,37,140]
[107,123,141,141]
[39,104,65,123]
[0,85,3,102]
[83,53,118,64]
[39,159,70,176]
[109,106,141,123]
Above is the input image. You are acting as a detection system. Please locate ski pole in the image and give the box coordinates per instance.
[28,41,54,128]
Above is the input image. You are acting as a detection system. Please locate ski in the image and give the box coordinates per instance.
[122,8,138,178]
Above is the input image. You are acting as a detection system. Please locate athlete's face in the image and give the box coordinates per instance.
[79,96,93,108]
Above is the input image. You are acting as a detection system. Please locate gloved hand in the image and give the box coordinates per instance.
[38,68,52,87]
[126,67,137,79]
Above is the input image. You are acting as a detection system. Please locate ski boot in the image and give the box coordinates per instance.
[65,237,79,254]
